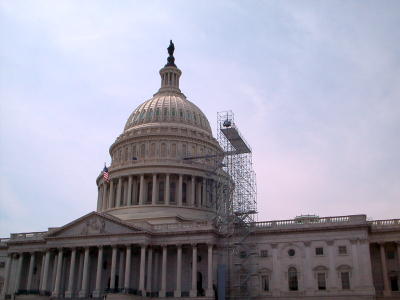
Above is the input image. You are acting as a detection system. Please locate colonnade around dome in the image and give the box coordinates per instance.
[97,173,218,216]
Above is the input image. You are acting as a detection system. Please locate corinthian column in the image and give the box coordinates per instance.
[139,175,145,205]
[174,245,182,297]
[14,253,23,293]
[127,176,133,206]
[93,246,103,297]
[152,174,157,205]
[139,245,146,296]
[1,254,12,299]
[110,246,117,289]
[190,244,198,297]
[178,174,183,206]
[116,177,122,207]
[191,176,196,206]
[147,247,153,292]
[124,245,132,291]
[52,249,64,297]
[202,178,206,207]
[159,246,167,297]
[108,180,114,208]
[379,243,391,296]
[65,248,76,298]
[205,244,214,297]
[40,250,51,293]
[165,174,170,205]
[102,183,108,210]
[79,247,90,298]
[27,252,36,291]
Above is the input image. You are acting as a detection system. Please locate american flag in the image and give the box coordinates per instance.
[103,165,110,182]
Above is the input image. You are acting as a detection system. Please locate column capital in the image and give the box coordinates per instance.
[191,243,197,248]
[303,241,311,247]
[327,240,335,246]
[271,243,278,249]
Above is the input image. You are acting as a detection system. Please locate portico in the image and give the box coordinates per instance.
[1,212,217,299]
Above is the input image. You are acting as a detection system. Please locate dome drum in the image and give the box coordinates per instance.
[97,46,224,224]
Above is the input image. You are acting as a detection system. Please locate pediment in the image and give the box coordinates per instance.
[47,212,143,238]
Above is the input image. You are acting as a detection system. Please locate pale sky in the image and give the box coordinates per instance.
[1,1,399,237]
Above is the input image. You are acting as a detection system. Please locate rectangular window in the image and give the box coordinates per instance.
[341,272,350,290]
[239,251,247,258]
[260,250,268,257]
[338,246,347,255]
[261,275,269,291]
[387,250,395,260]
[315,247,324,256]
[317,272,326,290]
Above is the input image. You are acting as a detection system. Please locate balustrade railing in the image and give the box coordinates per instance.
[253,215,366,229]
[10,231,47,240]
[369,219,400,227]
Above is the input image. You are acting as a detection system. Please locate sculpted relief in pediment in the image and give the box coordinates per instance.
[49,213,140,238]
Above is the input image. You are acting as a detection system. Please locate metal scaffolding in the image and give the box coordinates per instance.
[215,110,257,226]
[215,111,258,300]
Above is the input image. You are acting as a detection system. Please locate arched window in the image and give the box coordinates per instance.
[288,267,298,291]
[161,143,166,157]
[150,143,156,157]
[171,144,177,157]
[140,144,146,158]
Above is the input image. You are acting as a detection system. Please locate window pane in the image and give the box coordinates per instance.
[288,267,298,291]
[315,247,324,255]
[261,275,269,291]
[317,273,326,290]
[338,246,347,255]
[341,272,350,290]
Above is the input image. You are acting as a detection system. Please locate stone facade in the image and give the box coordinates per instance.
[0,46,399,300]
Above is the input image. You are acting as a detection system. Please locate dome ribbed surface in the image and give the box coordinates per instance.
[124,93,212,133]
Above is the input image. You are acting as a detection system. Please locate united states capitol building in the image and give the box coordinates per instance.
[1,42,399,300]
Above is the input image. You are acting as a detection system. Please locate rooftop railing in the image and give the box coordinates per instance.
[10,232,47,240]
[253,215,366,229]
[368,219,400,227]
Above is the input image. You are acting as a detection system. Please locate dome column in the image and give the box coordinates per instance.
[165,174,170,205]
[178,174,183,206]
[127,176,133,206]
[116,177,122,207]
[202,178,207,207]
[108,180,114,208]
[191,176,196,207]
[196,181,202,208]
[152,174,157,205]
[102,183,108,210]
[139,175,145,205]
